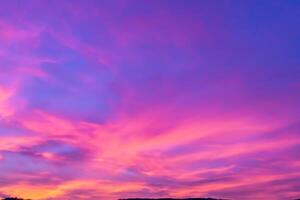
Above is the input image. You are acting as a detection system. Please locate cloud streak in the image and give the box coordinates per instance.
[0,0,299,200]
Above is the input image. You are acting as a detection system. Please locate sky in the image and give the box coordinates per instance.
[0,0,299,199]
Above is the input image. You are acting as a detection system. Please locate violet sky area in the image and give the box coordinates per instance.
[0,0,299,200]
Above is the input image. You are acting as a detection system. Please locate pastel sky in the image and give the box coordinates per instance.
[0,0,299,199]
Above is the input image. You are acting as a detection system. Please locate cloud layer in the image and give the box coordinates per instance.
[0,1,299,199]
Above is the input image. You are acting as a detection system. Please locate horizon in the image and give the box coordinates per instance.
[0,0,299,200]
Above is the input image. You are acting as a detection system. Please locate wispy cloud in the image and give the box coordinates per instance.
[0,0,299,200]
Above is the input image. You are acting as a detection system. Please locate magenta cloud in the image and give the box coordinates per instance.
[0,1,299,200]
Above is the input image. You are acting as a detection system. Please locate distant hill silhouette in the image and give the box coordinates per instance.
[119,198,226,200]
[2,198,31,200]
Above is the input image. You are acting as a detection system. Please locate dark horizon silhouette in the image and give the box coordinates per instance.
[3,197,226,200]
[2,198,31,200]
[2,197,300,200]
[119,198,226,200]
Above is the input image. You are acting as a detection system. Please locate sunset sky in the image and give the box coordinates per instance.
[0,0,299,199]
